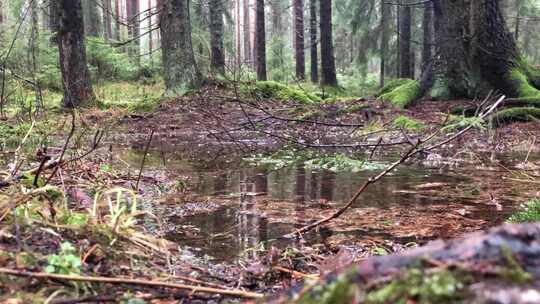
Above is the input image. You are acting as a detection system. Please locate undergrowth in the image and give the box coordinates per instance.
[506,199,540,223]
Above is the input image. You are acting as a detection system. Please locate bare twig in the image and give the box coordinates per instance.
[0,268,264,299]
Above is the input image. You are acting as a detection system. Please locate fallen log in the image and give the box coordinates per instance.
[270,223,540,304]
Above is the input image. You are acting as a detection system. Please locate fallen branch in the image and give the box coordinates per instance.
[0,267,264,299]
[285,95,506,237]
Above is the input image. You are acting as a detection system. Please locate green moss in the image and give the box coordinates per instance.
[297,271,357,304]
[378,79,421,108]
[506,199,540,223]
[429,79,452,100]
[509,69,540,97]
[336,104,370,115]
[242,81,322,104]
[376,79,411,97]
[365,269,466,304]
[490,107,540,126]
[392,115,425,131]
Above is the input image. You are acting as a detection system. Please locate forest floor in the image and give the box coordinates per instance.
[0,82,539,303]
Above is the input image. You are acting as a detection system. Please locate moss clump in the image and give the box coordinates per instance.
[365,268,466,304]
[376,79,412,97]
[506,199,540,223]
[378,79,421,108]
[297,271,357,304]
[392,115,425,130]
[336,104,370,115]
[242,81,322,104]
[490,107,540,126]
[509,69,540,97]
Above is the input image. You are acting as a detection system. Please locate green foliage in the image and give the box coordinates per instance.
[442,115,486,132]
[365,269,466,304]
[57,212,89,227]
[392,115,425,131]
[506,199,540,223]
[45,242,82,275]
[491,107,540,126]
[242,81,322,104]
[376,79,411,97]
[378,79,421,108]
[245,150,386,173]
[509,68,540,97]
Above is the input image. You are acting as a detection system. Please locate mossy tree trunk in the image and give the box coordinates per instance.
[160,0,202,94]
[429,0,540,101]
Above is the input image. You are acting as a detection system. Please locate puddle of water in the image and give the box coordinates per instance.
[111,141,538,263]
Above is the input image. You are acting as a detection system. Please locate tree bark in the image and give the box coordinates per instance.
[210,0,226,74]
[103,0,113,40]
[294,0,305,80]
[160,0,202,93]
[319,0,337,86]
[83,0,101,37]
[243,0,252,66]
[309,0,318,83]
[58,0,95,108]
[255,0,267,80]
[115,0,122,41]
[399,0,412,79]
[379,0,390,87]
[235,0,242,68]
[420,1,433,88]
[127,0,141,59]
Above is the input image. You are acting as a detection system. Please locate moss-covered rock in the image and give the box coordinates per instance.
[375,79,412,97]
[242,81,322,104]
[378,79,421,108]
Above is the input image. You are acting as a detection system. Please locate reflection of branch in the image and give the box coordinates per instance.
[285,95,506,237]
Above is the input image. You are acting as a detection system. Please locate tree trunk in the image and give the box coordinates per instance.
[160,0,202,93]
[209,0,226,74]
[58,0,95,108]
[379,0,389,87]
[49,0,61,34]
[243,0,252,66]
[83,0,101,37]
[420,1,433,88]
[399,0,412,79]
[255,0,267,80]
[103,0,113,40]
[309,0,318,83]
[293,0,305,80]
[235,0,242,68]
[319,0,337,86]
[115,0,122,41]
[127,0,141,60]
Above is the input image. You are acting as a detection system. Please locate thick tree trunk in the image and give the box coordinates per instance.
[58,0,95,108]
[115,0,122,41]
[293,0,305,80]
[319,0,337,86]
[209,0,226,74]
[255,0,267,80]
[399,1,412,79]
[309,0,318,83]
[160,0,202,93]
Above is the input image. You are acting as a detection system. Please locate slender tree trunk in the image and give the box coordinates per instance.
[210,0,225,74]
[243,0,252,66]
[148,0,153,57]
[30,0,42,111]
[0,1,3,26]
[58,0,95,108]
[309,0,318,83]
[319,0,337,86]
[379,0,389,87]
[128,0,140,60]
[83,0,101,37]
[160,0,202,93]
[115,0,122,41]
[49,0,61,34]
[293,0,305,80]
[399,0,412,78]
[255,0,267,80]
[103,0,113,40]
[235,0,242,68]
[420,1,433,88]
